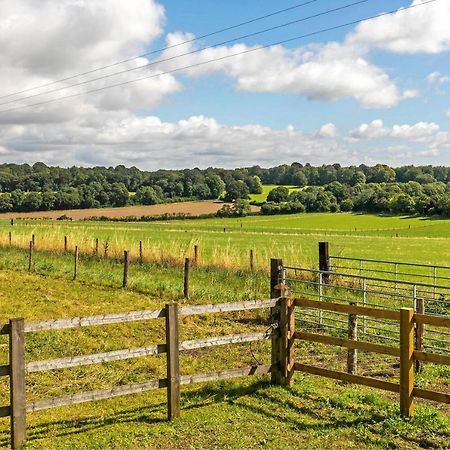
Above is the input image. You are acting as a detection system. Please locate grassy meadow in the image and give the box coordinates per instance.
[248,185,303,202]
[0,212,450,448]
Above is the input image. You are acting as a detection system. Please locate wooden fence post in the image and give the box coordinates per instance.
[400,307,414,417]
[9,231,12,246]
[270,258,283,385]
[73,246,78,280]
[9,318,26,449]
[249,249,254,274]
[94,238,99,256]
[415,299,425,373]
[31,234,35,248]
[64,236,68,253]
[10,219,14,226]
[139,241,143,264]
[347,301,358,375]
[123,250,129,288]
[28,241,33,272]
[183,258,190,299]
[193,245,198,265]
[318,242,330,283]
[165,303,180,420]
[280,297,295,386]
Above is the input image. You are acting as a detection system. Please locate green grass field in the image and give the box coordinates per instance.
[249,185,303,202]
[2,213,450,272]
[0,212,450,448]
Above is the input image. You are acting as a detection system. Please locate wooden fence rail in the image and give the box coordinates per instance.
[2,293,450,449]
[2,298,276,449]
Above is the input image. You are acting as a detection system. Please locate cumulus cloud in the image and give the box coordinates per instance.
[0,114,353,168]
[350,120,441,142]
[348,1,450,54]
[159,34,414,109]
[427,72,450,84]
[317,123,338,138]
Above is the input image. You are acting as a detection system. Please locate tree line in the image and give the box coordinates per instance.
[0,162,449,216]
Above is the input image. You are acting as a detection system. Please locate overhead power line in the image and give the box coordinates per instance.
[0,0,371,108]
[0,0,439,115]
[0,0,323,101]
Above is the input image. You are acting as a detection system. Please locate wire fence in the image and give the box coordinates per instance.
[282,265,450,358]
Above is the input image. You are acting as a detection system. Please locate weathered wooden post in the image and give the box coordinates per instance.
[193,245,198,265]
[249,249,254,274]
[347,301,358,375]
[270,258,283,385]
[139,241,143,264]
[400,307,414,417]
[94,238,99,256]
[10,218,14,227]
[64,236,68,253]
[28,241,33,272]
[415,298,425,373]
[318,242,330,283]
[9,231,12,246]
[31,234,35,248]
[73,246,78,280]
[165,303,180,420]
[183,258,190,299]
[123,250,129,288]
[280,296,295,386]
[9,318,26,449]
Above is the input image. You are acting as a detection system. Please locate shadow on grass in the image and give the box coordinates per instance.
[1,379,448,448]
[0,379,409,448]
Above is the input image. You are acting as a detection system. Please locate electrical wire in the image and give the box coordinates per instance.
[0,0,439,114]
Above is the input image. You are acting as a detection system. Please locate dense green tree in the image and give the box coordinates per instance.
[267,186,289,203]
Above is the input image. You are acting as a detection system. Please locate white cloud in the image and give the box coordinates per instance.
[427,72,450,84]
[160,35,413,109]
[318,123,338,138]
[0,114,353,168]
[350,120,440,142]
[349,120,387,140]
[348,1,450,54]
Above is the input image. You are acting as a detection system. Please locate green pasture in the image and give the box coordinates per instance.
[249,185,303,202]
[1,213,450,273]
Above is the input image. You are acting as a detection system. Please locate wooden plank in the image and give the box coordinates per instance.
[179,299,277,317]
[166,303,180,420]
[347,301,358,375]
[294,332,400,356]
[294,363,400,393]
[0,406,10,418]
[414,298,425,373]
[26,333,271,373]
[9,318,26,449]
[24,308,166,332]
[26,344,166,373]
[270,258,283,385]
[0,364,10,377]
[400,308,414,417]
[180,332,271,351]
[280,297,295,386]
[180,364,272,386]
[122,250,129,288]
[183,258,190,299]
[26,379,167,412]
[414,351,450,367]
[294,298,400,321]
[414,313,450,329]
[413,387,450,404]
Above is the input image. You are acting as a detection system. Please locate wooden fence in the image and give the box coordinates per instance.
[1,265,450,448]
[0,299,277,449]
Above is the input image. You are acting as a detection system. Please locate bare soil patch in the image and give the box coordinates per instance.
[0,200,259,220]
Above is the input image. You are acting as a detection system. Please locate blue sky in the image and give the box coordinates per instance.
[0,0,449,169]
[154,0,449,129]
